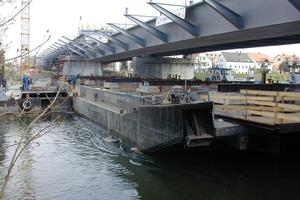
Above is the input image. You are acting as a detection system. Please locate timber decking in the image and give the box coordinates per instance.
[201,90,300,131]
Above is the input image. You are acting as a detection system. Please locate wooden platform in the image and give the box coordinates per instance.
[201,90,300,133]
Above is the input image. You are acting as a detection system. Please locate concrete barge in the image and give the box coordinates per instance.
[73,86,245,153]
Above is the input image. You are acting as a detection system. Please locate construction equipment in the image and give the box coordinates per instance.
[20,0,31,75]
[206,67,235,82]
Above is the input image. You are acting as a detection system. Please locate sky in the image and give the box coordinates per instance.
[1,0,300,60]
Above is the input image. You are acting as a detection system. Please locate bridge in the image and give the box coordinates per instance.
[41,0,300,63]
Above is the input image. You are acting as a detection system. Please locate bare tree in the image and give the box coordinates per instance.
[0,83,67,199]
[258,59,270,84]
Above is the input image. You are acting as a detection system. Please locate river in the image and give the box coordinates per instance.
[0,115,300,200]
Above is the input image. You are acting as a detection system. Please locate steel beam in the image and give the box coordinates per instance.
[125,14,168,42]
[62,37,89,53]
[108,23,146,47]
[45,52,55,58]
[52,44,63,49]
[58,39,89,59]
[289,0,300,11]
[42,50,50,55]
[74,43,96,57]
[48,46,56,51]
[40,50,51,56]
[66,46,88,59]
[48,50,60,57]
[84,34,115,53]
[78,41,105,55]
[154,2,185,7]
[203,0,243,29]
[54,42,70,51]
[42,0,300,63]
[148,2,199,37]
[41,52,49,57]
[55,41,68,46]
[49,46,62,53]
[62,36,96,58]
[96,31,129,50]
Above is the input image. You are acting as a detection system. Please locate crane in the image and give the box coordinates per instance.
[20,0,30,75]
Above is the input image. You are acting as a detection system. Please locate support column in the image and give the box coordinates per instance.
[132,56,195,79]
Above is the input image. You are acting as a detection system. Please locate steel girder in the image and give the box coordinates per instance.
[125,14,168,43]
[42,0,300,63]
[108,23,146,47]
[148,2,199,36]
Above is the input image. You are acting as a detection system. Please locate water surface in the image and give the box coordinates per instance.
[0,116,300,200]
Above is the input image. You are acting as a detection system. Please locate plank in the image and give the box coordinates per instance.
[278,103,300,112]
[214,104,282,112]
[277,113,300,122]
[242,101,300,112]
[279,97,300,101]
[247,110,300,123]
[240,90,277,96]
[242,100,275,107]
[247,110,275,118]
[240,90,300,98]
[278,92,300,98]
[220,114,276,125]
[210,94,274,102]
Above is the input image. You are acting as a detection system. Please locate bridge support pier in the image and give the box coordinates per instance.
[59,55,103,76]
[132,56,195,79]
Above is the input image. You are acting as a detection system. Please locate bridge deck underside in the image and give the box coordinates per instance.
[44,0,300,63]
[97,21,300,62]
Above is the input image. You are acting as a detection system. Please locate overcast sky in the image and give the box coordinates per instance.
[1,0,300,59]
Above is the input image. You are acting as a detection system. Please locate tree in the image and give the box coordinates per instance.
[0,44,4,76]
[258,59,270,84]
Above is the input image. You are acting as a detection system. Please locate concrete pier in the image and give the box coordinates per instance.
[60,55,103,76]
[133,56,195,79]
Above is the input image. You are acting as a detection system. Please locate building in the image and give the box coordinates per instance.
[273,54,300,72]
[217,52,255,74]
[192,53,213,72]
[205,53,221,67]
[248,53,273,71]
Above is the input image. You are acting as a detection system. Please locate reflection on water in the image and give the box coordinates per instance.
[1,116,300,200]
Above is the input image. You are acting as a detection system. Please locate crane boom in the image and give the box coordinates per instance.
[21,0,30,74]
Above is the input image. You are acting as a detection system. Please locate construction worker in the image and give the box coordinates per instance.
[28,74,32,90]
[22,73,29,91]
